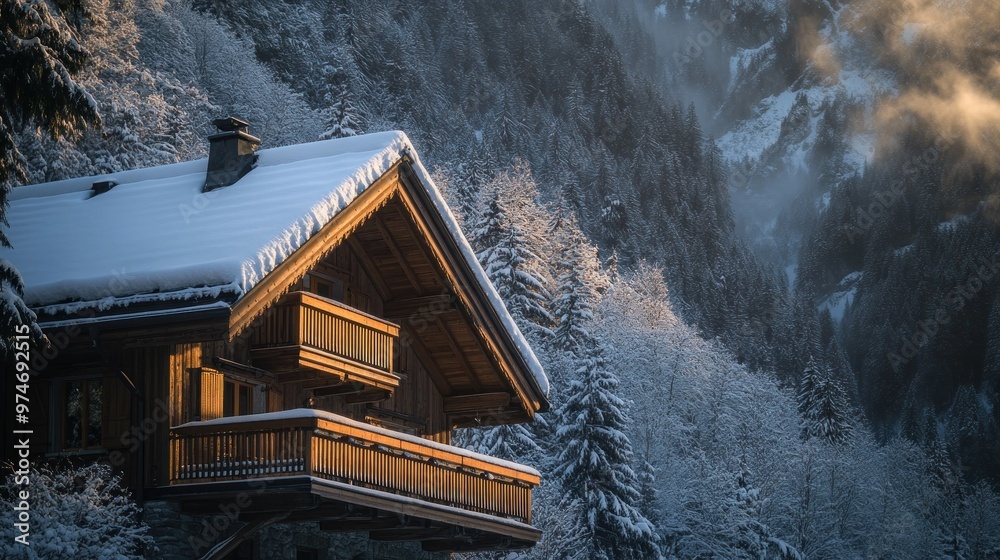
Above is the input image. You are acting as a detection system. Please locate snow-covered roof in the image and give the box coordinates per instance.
[2,131,548,396]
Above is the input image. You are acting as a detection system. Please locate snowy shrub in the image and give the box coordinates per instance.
[0,462,153,559]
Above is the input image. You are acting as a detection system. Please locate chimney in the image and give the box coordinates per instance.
[204,117,260,191]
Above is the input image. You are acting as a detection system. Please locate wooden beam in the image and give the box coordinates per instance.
[310,381,366,395]
[383,295,457,319]
[393,203,453,290]
[370,526,451,542]
[343,389,391,404]
[443,392,511,415]
[433,317,485,393]
[320,515,409,533]
[372,212,423,294]
[399,327,455,395]
[347,236,394,301]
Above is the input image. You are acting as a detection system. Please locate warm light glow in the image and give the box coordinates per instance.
[806,0,1000,170]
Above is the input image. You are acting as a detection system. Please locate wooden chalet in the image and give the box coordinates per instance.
[1,120,549,559]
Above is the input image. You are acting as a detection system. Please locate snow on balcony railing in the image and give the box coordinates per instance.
[169,409,539,523]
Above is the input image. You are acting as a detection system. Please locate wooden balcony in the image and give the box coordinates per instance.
[164,409,540,549]
[249,291,400,392]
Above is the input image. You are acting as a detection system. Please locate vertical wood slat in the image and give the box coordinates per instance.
[169,418,535,522]
[199,368,225,421]
[253,293,397,373]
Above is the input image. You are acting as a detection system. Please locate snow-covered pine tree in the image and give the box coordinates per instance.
[798,357,852,444]
[0,253,42,355]
[1,0,101,183]
[470,191,506,255]
[927,442,969,560]
[600,193,628,249]
[636,459,660,532]
[551,229,595,354]
[451,143,492,228]
[320,86,360,140]
[1,0,100,352]
[555,337,662,560]
[472,191,552,337]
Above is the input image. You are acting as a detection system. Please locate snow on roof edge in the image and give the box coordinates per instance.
[399,141,551,398]
[37,301,231,329]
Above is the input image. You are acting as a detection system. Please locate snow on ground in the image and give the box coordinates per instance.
[717,89,801,162]
[818,271,862,323]
[728,40,774,93]
[717,0,895,173]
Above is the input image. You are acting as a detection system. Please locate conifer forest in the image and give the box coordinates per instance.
[2,0,1000,558]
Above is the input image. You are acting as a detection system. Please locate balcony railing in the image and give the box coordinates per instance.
[249,291,400,390]
[169,409,538,524]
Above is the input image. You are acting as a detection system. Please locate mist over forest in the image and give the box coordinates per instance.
[4,0,1000,557]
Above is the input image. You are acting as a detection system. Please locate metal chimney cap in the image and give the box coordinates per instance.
[212,116,251,132]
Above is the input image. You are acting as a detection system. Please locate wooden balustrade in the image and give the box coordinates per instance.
[249,292,400,390]
[170,412,537,523]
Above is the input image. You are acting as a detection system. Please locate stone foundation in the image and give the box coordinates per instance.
[143,500,450,560]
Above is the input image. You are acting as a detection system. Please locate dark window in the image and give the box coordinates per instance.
[311,277,344,302]
[296,548,319,560]
[223,538,258,559]
[223,379,253,417]
[63,378,102,449]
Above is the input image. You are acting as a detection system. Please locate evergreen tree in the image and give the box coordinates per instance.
[600,193,628,249]
[452,143,491,228]
[1,0,100,183]
[1,0,100,352]
[320,86,360,140]
[472,191,552,335]
[729,463,800,559]
[0,253,42,355]
[556,338,662,560]
[798,357,852,444]
[463,422,540,464]
[552,229,596,353]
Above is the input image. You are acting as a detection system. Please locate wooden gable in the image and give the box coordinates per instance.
[229,160,548,428]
